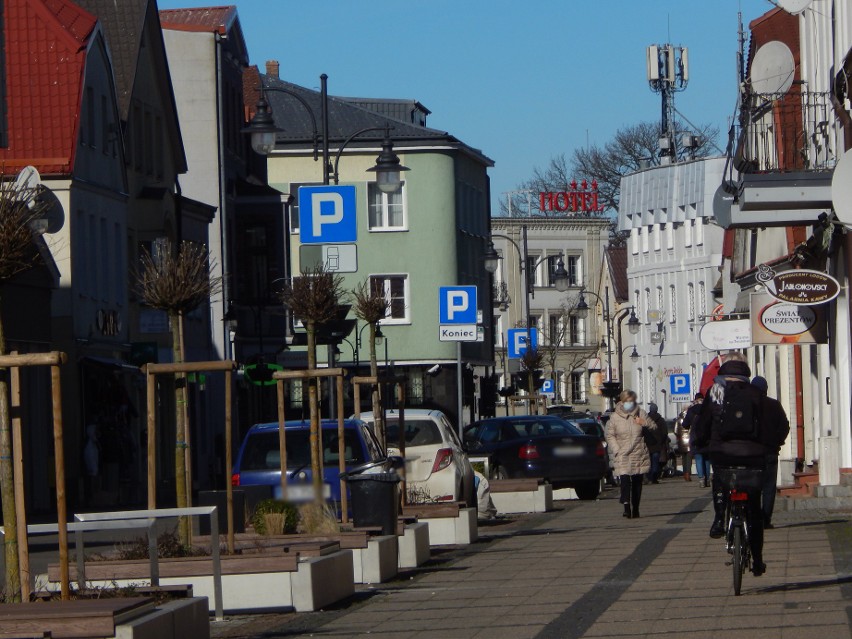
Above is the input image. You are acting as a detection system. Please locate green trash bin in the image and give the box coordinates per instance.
[343,471,400,535]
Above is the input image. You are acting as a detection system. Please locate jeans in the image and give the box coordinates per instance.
[762,454,779,524]
[694,453,711,479]
[648,452,661,481]
[620,474,643,512]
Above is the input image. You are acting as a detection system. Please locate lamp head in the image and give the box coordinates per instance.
[242,94,283,156]
[552,257,569,292]
[483,242,501,274]
[575,293,590,320]
[627,307,641,335]
[630,346,639,362]
[367,126,409,193]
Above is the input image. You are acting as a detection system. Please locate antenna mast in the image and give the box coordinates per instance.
[646,44,689,164]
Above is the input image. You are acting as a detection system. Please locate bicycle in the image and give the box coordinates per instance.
[716,466,763,595]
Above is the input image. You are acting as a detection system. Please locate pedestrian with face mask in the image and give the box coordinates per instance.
[605,389,653,519]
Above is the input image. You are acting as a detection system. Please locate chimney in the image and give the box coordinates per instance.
[265,60,280,79]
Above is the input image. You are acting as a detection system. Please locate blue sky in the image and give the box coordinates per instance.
[159,0,771,212]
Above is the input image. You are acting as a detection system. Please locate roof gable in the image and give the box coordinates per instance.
[0,0,97,175]
[159,5,248,66]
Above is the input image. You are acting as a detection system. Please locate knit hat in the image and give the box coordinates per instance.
[718,360,751,377]
[751,376,769,393]
[648,402,658,414]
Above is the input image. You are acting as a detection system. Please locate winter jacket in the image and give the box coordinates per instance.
[675,401,702,454]
[760,395,790,456]
[645,411,668,454]
[605,403,652,476]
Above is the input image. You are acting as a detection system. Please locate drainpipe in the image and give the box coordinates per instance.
[793,346,806,470]
[215,31,231,360]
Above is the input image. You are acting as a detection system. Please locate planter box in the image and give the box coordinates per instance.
[351,534,398,584]
[45,551,355,614]
[0,597,209,639]
[402,504,477,546]
[490,479,552,514]
[398,522,430,569]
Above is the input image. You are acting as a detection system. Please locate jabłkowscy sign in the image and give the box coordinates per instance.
[756,264,840,306]
[539,179,605,214]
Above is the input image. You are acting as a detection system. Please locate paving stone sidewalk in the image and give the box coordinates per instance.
[211,479,852,639]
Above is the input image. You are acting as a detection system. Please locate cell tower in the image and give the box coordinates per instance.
[647,44,689,164]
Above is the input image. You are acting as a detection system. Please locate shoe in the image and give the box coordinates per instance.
[632,509,640,518]
[623,503,632,518]
[709,518,725,539]
[684,473,692,482]
[764,520,774,529]
[752,561,766,577]
[702,478,709,488]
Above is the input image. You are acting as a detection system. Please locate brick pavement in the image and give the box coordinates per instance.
[211,478,852,639]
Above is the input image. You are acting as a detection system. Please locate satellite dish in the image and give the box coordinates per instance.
[14,165,41,192]
[776,0,813,14]
[750,41,796,95]
[32,186,65,234]
[712,183,735,228]
[832,148,852,227]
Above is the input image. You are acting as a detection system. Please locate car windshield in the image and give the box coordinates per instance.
[239,429,366,471]
[384,419,443,447]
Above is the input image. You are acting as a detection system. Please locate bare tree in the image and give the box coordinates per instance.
[0,177,51,601]
[352,280,389,449]
[136,240,222,546]
[537,299,598,404]
[520,347,545,397]
[279,265,346,505]
[503,120,719,215]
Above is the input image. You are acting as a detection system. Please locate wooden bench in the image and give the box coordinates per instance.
[489,479,552,513]
[0,597,153,639]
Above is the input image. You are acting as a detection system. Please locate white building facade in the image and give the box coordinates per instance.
[617,157,727,420]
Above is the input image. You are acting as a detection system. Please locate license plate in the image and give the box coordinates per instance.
[276,483,331,501]
[554,446,583,457]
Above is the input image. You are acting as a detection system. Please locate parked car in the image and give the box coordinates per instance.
[231,419,394,503]
[545,404,589,420]
[566,417,615,485]
[358,409,476,507]
[463,415,607,500]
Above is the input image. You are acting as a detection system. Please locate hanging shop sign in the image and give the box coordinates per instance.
[699,319,752,350]
[750,292,827,345]
[539,179,605,214]
[755,264,840,306]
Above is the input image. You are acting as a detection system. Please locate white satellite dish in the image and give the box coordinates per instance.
[776,0,813,15]
[14,165,41,192]
[832,148,852,227]
[750,41,796,95]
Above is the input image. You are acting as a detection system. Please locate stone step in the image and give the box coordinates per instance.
[776,494,852,512]
[814,484,852,498]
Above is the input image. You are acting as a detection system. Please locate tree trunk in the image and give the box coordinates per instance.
[0,297,21,601]
[171,311,190,546]
[368,323,384,451]
[306,321,323,505]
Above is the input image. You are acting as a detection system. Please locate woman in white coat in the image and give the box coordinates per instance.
[605,389,654,518]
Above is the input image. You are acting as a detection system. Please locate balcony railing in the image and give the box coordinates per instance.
[738,90,840,172]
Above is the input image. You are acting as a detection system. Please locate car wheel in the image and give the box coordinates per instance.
[575,480,601,500]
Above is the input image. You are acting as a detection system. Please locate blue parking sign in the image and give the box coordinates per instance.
[507,328,538,359]
[541,379,555,394]
[439,286,477,324]
[299,185,357,245]
[669,374,690,396]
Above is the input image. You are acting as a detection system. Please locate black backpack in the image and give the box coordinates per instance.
[717,381,762,442]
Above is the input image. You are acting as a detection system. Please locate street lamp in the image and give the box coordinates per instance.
[341,321,385,367]
[627,307,641,335]
[243,74,409,193]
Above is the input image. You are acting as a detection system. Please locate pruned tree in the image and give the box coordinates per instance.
[352,279,389,449]
[503,120,719,215]
[279,265,346,505]
[0,176,51,601]
[136,239,222,546]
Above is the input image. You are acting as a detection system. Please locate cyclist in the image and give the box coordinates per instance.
[691,355,769,576]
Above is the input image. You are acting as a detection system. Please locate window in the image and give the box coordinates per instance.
[370,275,409,322]
[548,314,560,344]
[687,283,695,321]
[368,183,405,230]
[669,285,677,323]
[546,255,562,288]
[698,281,706,318]
[634,289,641,324]
[644,288,651,323]
[570,372,585,403]
[656,287,664,317]
[569,316,582,345]
[565,255,581,286]
[526,254,540,288]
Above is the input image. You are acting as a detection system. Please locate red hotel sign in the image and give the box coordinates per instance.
[540,179,605,214]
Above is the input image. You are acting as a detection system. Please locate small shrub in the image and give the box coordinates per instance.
[298,502,340,535]
[251,499,299,535]
[407,484,434,504]
[110,530,207,560]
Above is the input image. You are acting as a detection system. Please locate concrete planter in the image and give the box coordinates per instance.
[398,522,430,569]
[352,534,398,584]
[490,481,553,514]
[402,504,477,546]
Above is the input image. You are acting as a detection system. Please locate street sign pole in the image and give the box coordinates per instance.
[457,341,463,439]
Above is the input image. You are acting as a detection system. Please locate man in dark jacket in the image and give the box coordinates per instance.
[645,403,668,483]
[751,376,790,529]
[691,357,770,576]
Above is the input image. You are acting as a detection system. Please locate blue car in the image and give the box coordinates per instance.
[232,419,391,503]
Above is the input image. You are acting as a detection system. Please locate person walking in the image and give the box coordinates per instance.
[645,403,668,483]
[692,355,771,576]
[605,390,653,519]
[675,393,703,481]
[751,376,790,529]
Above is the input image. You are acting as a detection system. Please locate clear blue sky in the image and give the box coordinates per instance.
[159,0,770,212]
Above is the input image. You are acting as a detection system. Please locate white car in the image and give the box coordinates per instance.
[358,409,476,507]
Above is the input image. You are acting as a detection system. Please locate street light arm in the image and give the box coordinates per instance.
[332,125,394,185]
[255,85,320,161]
[489,233,524,268]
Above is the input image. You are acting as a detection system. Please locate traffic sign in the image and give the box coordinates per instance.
[298,185,357,245]
[669,373,691,402]
[439,286,477,324]
[541,379,555,396]
[299,244,358,273]
[439,325,478,342]
[507,328,538,359]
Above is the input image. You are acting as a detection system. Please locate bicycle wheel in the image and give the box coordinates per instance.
[732,525,744,596]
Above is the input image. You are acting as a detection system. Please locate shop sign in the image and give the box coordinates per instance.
[699,319,752,350]
[750,292,827,345]
[756,264,840,306]
[539,179,605,214]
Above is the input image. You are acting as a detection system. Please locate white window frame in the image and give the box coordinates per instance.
[698,281,707,319]
[368,181,407,231]
[669,285,677,324]
[687,283,695,322]
[370,273,410,324]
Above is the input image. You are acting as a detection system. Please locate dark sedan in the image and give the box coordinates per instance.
[463,415,607,500]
